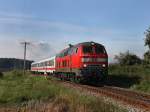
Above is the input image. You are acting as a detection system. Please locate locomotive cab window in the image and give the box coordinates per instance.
[75,48,78,53]
[95,45,106,54]
[73,47,78,54]
[68,47,73,55]
[82,45,93,54]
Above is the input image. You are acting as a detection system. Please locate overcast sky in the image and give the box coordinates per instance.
[0,0,150,62]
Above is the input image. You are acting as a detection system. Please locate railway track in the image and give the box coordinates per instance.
[59,81,150,112]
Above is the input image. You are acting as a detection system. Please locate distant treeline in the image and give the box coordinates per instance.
[0,58,33,72]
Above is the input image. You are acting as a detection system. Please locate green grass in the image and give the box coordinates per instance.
[108,65,150,93]
[0,70,126,112]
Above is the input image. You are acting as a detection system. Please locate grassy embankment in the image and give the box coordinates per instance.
[0,70,126,112]
[108,65,150,93]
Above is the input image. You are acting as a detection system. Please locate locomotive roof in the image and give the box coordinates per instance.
[56,41,104,57]
[75,41,104,47]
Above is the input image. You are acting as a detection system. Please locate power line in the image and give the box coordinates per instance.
[21,42,30,75]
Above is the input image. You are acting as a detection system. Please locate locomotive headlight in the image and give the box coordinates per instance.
[83,64,87,67]
[102,64,106,67]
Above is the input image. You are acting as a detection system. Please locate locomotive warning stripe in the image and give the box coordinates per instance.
[31,67,55,70]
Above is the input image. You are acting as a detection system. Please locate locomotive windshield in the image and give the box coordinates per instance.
[83,45,93,54]
[95,45,106,54]
[83,44,106,54]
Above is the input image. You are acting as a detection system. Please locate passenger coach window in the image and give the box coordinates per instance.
[83,46,93,54]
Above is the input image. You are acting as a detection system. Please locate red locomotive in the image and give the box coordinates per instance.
[31,41,108,82]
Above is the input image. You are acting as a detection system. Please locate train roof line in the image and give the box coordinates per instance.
[67,41,104,47]
[32,56,55,65]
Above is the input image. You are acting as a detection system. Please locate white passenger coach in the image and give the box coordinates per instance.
[31,56,56,74]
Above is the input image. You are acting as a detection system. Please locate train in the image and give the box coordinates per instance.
[31,41,108,82]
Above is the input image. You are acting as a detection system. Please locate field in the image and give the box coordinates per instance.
[0,65,149,112]
[0,70,126,112]
[108,65,150,93]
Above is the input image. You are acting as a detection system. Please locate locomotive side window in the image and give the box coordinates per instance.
[95,45,106,54]
[75,48,78,53]
[68,47,73,55]
[71,47,78,54]
[64,49,69,56]
[83,45,93,54]
[68,47,74,55]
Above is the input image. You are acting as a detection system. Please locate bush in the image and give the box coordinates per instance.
[109,65,150,93]
[0,72,3,78]
[144,51,150,64]
[115,51,142,65]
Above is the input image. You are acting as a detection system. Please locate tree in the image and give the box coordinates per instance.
[145,27,150,49]
[144,27,150,64]
[144,51,150,64]
[115,51,142,65]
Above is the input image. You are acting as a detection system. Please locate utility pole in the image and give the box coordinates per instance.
[21,42,30,75]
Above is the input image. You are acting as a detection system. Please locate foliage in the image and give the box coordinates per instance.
[114,51,142,65]
[144,51,150,64]
[109,64,150,93]
[0,72,3,78]
[144,27,150,64]
[0,71,126,112]
[144,27,150,49]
